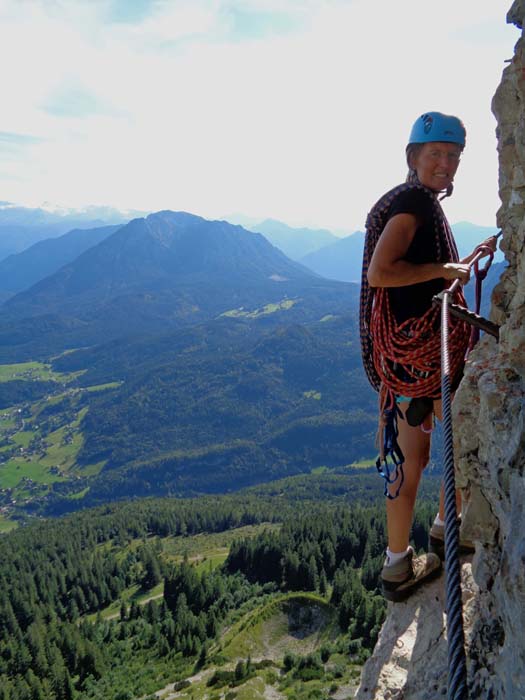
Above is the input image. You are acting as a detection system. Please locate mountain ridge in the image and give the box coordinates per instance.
[0,210,355,361]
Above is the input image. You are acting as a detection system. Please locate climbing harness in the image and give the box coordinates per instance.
[437,238,501,700]
[375,399,405,500]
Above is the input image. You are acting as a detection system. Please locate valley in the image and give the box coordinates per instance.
[0,480,442,699]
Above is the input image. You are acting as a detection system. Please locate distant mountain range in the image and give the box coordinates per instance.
[297,222,502,283]
[300,231,365,283]
[0,206,504,513]
[0,211,356,362]
[0,209,372,512]
[0,203,142,261]
[0,224,121,303]
[248,219,339,260]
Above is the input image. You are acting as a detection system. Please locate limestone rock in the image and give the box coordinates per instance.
[355,561,478,700]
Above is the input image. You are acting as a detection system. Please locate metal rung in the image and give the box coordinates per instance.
[433,296,500,340]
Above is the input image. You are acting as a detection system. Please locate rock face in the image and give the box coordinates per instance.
[356,4,525,698]
[356,560,479,700]
[454,3,525,698]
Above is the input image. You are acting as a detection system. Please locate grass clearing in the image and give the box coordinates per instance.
[11,432,33,448]
[0,360,83,384]
[162,523,281,565]
[67,486,90,500]
[303,390,321,400]
[76,461,105,477]
[85,381,122,392]
[0,460,67,489]
[221,299,297,319]
[0,514,17,534]
[310,466,329,475]
[86,581,165,622]
[0,406,89,489]
[347,458,376,469]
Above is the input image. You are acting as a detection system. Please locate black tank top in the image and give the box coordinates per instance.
[386,188,447,324]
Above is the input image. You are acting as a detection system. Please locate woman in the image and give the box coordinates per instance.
[360,112,497,602]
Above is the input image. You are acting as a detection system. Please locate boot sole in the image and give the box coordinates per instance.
[382,563,442,603]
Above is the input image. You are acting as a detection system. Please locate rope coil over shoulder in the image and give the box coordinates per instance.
[360,183,471,496]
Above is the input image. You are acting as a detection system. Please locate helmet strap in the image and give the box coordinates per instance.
[439,183,454,201]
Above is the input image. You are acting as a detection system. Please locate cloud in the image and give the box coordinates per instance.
[0,132,46,169]
[0,131,43,147]
[218,5,303,41]
[41,84,121,118]
[105,0,161,25]
[0,0,518,227]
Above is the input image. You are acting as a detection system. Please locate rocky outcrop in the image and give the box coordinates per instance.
[356,560,479,700]
[356,4,525,698]
[453,2,525,697]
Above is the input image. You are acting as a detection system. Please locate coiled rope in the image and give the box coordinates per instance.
[360,183,471,495]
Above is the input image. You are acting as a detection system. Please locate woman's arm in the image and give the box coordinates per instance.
[367,213,471,288]
[460,235,498,265]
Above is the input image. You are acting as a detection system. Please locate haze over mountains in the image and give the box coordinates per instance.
[0,202,142,261]
[248,218,339,260]
[0,208,501,302]
[0,224,121,303]
[296,222,502,283]
[0,211,356,362]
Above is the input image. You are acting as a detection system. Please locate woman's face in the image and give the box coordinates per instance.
[410,141,462,192]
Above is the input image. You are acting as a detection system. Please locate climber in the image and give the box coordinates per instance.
[360,111,498,602]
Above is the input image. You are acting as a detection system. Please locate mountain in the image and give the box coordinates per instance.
[39,309,373,507]
[0,203,138,261]
[0,211,356,361]
[249,219,338,260]
[0,224,121,303]
[298,222,503,285]
[0,209,368,511]
[451,221,503,262]
[300,231,365,282]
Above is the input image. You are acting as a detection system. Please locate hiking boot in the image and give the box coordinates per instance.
[381,547,442,603]
[428,520,475,562]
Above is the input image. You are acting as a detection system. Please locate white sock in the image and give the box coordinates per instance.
[434,514,445,527]
[385,547,410,566]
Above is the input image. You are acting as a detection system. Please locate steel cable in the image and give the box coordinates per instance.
[441,287,468,700]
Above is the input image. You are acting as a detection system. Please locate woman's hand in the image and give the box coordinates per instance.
[481,235,499,253]
[442,262,471,284]
[461,235,499,265]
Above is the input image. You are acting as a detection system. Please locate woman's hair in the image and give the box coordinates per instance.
[405,143,423,186]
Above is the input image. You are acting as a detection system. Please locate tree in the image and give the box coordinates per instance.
[234,660,246,682]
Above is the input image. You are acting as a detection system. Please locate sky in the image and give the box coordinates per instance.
[0,0,519,233]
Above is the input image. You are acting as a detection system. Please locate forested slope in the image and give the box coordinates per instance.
[0,474,440,699]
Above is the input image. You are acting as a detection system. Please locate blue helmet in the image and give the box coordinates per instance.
[408,112,466,147]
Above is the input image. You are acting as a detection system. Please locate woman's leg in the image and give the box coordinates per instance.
[386,401,431,552]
